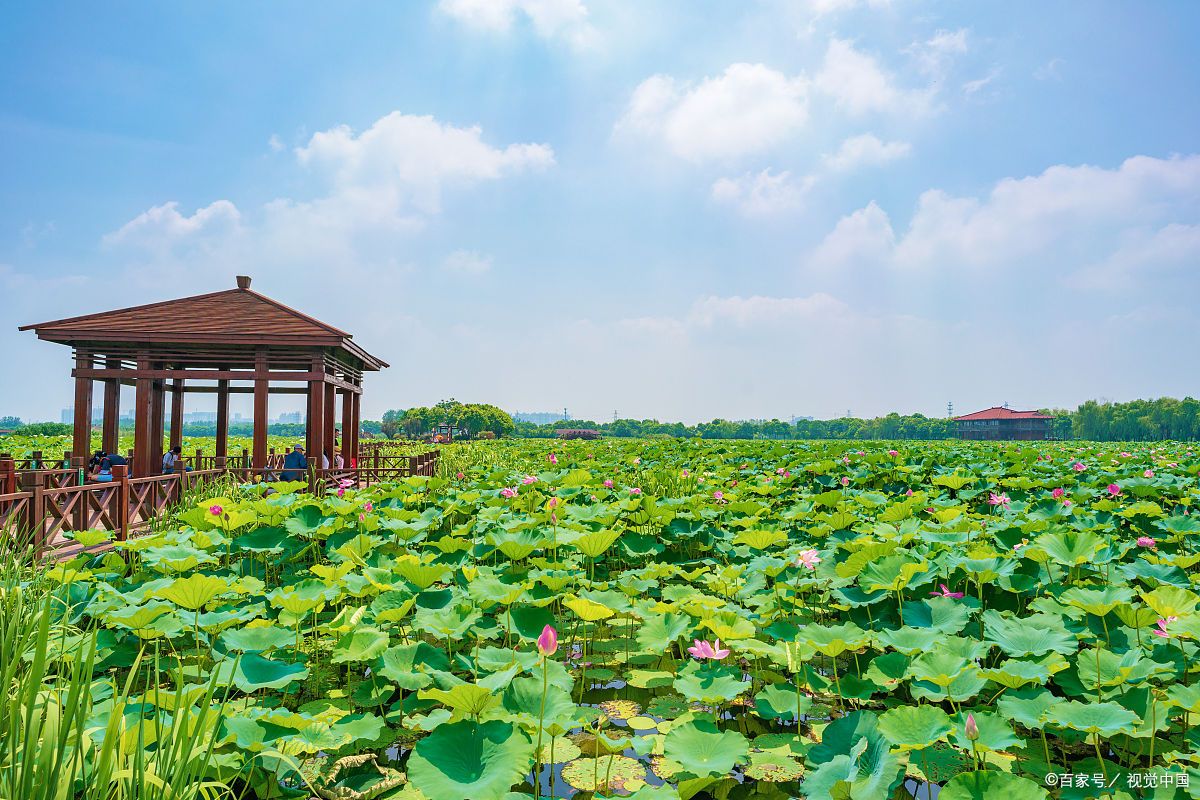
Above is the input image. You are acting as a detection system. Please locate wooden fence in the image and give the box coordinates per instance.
[0,450,439,560]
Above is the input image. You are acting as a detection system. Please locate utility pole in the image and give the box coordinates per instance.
[947,401,954,418]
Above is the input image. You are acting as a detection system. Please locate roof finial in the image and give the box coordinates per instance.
[236,275,252,290]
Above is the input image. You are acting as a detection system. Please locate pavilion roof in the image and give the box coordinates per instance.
[19,277,387,370]
[952,406,1053,421]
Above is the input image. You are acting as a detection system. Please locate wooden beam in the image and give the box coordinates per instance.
[72,367,362,393]
[253,351,268,470]
[183,385,308,395]
[72,352,93,459]
[215,376,229,459]
[169,378,184,450]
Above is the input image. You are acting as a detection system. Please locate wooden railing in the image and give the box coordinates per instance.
[0,450,439,559]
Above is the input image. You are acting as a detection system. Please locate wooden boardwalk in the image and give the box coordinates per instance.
[0,450,438,560]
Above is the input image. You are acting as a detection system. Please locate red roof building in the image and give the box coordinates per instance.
[952,406,1055,441]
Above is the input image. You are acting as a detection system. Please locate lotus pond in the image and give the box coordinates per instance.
[9,439,1200,800]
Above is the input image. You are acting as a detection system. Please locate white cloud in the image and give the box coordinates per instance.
[618,63,807,161]
[105,111,553,264]
[906,28,969,79]
[102,200,242,251]
[1034,58,1065,81]
[814,38,929,116]
[810,154,1200,284]
[711,169,812,215]
[1073,223,1200,289]
[808,201,895,270]
[296,112,554,215]
[686,293,849,327]
[962,67,1001,96]
[825,133,911,170]
[437,0,596,48]
[442,249,494,275]
[268,134,285,152]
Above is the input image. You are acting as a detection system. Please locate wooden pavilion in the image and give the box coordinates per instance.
[20,276,387,477]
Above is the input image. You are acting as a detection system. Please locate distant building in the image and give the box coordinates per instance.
[514,411,569,425]
[184,411,218,424]
[276,411,303,424]
[556,429,601,440]
[953,406,1055,440]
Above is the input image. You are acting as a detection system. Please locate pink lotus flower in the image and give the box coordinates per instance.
[964,713,979,741]
[840,476,850,486]
[633,457,642,465]
[522,475,537,485]
[500,487,517,499]
[842,456,850,464]
[1013,539,1028,551]
[209,504,224,516]
[1154,616,1178,638]
[1120,451,1131,458]
[358,513,365,522]
[887,449,899,457]
[905,489,914,496]
[682,469,690,477]
[337,478,355,488]
[930,584,965,599]
[776,467,786,475]
[687,638,730,660]
[796,549,821,570]
[1063,499,1073,507]
[731,480,739,487]
[537,624,558,657]
[455,471,465,479]
[1052,487,1065,498]
[988,492,1011,508]
[782,470,791,478]
[548,453,558,465]
[603,478,614,489]
[713,490,724,501]
[1136,536,1156,548]
[1073,461,1087,472]
[1106,483,1121,496]
[1143,470,1154,478]
[336,487,345,498]
[630,487,641,495]
[363,501,373,513]
[547,497,559,508]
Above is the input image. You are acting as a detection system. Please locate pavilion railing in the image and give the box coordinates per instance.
[0,450,440,560]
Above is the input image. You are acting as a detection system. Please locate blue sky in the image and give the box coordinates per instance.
[2,1,1198,424]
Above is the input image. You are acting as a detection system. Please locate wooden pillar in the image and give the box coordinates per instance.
[307,379,325,469]
[149,369,166,475]
[350,390,361,466]
[102,357,121,454]
[340,389,353,467]
[169,378,184,451]
[72,351,93,459]
[253,351,269,470]
[215,375,230,459]
[323,382,336,468]
[132,355,154,478]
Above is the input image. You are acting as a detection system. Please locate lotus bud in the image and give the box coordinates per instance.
[537,624,558,657]
[964,713,979,741]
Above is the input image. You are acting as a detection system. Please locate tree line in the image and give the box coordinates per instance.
[377,396,1200,442]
